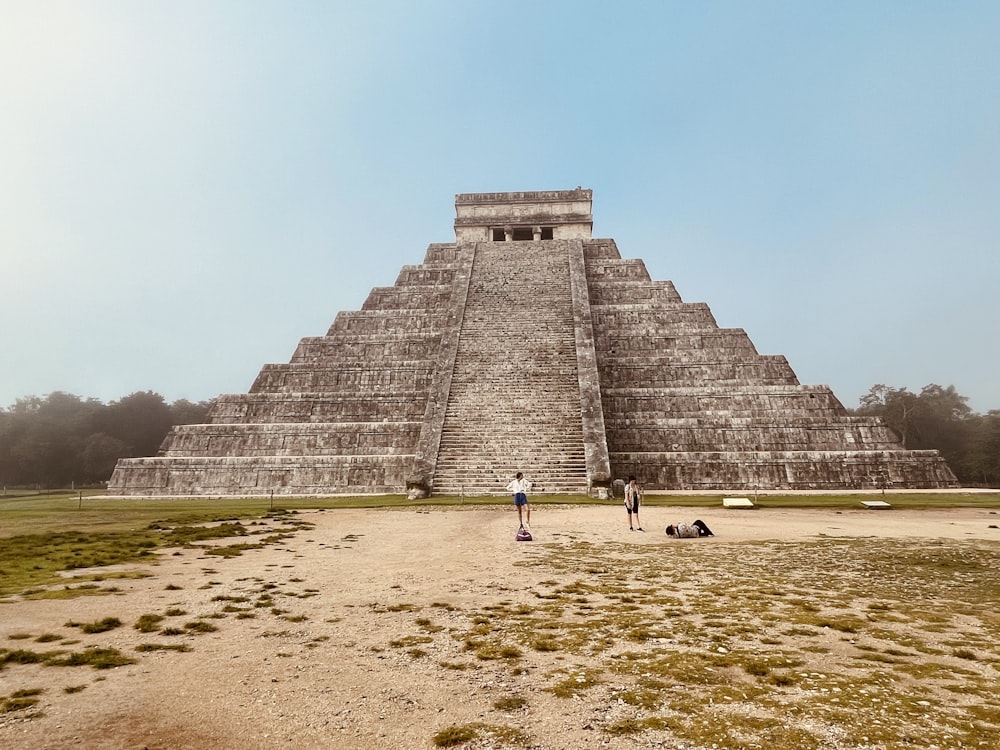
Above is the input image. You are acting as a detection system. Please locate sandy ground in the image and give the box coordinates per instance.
[1,504,999,750]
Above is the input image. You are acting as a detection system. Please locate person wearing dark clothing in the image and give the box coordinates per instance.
[665,520,714,538]
[624,476,644,531]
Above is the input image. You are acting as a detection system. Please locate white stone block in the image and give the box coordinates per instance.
[860,500,892,509]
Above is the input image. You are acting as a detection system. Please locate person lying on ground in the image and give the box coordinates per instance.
[665,520,714,538]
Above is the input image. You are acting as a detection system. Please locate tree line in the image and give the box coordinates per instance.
[851,383,1000,487]
[1,384,997,489]
[0,391,213,488]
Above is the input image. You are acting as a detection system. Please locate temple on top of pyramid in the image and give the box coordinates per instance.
[107,188,958,497]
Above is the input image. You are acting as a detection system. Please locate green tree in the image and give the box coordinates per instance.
[0,391,216,488]
[854,383,993,486]
[960,411,1000,486]
[168,398,214,426]
[907,384,971,463]
[81,433,130,482]
[856,384,920,444]
[0,393,100,486]
[98,391,174,457]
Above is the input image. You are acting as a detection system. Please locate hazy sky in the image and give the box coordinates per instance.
[2,1,998,413]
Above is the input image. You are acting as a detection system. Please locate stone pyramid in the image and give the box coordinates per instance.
[108,189,957,497]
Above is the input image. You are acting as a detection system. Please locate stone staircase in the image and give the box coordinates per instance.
[431,241,588,495]
[107,190,956,497]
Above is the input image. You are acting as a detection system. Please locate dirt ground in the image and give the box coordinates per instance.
[2,504,999,750]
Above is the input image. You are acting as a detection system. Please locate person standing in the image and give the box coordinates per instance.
[624,476,644,531]
[505,471,532,528]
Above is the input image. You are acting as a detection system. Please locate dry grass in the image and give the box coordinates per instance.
[372,535,1000,748]
[3,503,999,749]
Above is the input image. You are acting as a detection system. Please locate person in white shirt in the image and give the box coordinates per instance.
[624,476,644,532]
[505,471,532,528]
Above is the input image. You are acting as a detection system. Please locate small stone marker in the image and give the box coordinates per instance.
[722,497,755,509]
[860,500,892,509]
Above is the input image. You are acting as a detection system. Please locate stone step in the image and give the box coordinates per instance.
[108,195,958,498]
[434,241,586,485]
[437,458,586,466]
[432,482,590,495]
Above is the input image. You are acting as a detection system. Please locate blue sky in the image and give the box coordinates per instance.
[2,1,998,413]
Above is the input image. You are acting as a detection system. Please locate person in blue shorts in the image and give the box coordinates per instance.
[505,471,532,528]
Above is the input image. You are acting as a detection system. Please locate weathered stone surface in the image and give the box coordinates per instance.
[582,238,956,490]
[454,189,593,243]
[426,239,594,495]
[107,189,957,496]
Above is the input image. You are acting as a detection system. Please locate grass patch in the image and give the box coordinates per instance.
[184,621,218,634]
[135,643,193,653]
[48,647,137,669]
[22,583,119,600]
[604,716,670,735]
[203,543,263,558]
[75,617,122,634]
[432,722,529,747]
[493,695,527,711]
[415,617,444,633]
[529,635,560,652]
[135,613,165,633]
[547,668,602,698]
[1,687,45,713]
[1,648,48,667]
[0,500,311,597]
[466,640,522,661]
[390,635,433,648]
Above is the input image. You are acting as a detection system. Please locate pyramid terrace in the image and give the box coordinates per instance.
[108,189,957,497]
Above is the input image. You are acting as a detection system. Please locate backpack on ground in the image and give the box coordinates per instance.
[515,526,533,542]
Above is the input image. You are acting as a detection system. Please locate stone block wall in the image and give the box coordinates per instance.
[361,287,453,310]
[250,363,433,393]
[453,189,593,243]
[108,242,465,496]
[582,239,957,489]
[208,393,427,423]
[109,455,410,496]
[161,423,421,457]
[609,449,952,491]
[107,192,958,497]
[328,311,441,335]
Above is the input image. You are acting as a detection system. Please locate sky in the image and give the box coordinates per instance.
[2,1,998,414]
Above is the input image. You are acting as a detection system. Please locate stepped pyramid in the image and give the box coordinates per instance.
[108,189,957,497]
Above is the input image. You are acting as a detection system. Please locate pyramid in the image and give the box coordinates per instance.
[108,189,957,497]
